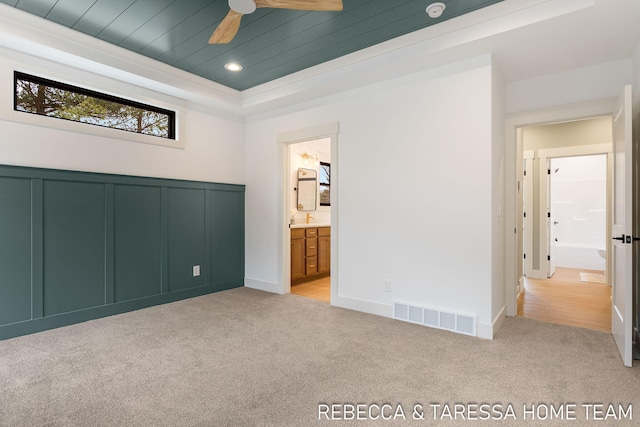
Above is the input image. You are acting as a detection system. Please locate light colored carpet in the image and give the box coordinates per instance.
[580,272,607,284]
[1,287,638,426]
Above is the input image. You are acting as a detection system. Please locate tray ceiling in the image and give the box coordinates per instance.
[1,0,503,91]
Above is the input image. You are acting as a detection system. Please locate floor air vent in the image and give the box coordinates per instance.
[393,301,477,336]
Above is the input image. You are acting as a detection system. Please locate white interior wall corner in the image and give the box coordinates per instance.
[491,58,507,325]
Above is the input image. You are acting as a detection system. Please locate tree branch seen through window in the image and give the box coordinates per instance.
[14,72,175,139]
[320,162,330,206]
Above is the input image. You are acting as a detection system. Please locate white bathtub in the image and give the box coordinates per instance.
[553,242,605,271]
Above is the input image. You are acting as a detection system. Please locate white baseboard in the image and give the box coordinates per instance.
[476,322,492,340]
[244,278,282,294]
[527,271,547,280]
[476,305,507,340]
[334,295,500,341]
[331,295,393,318]
[493,305,507,336]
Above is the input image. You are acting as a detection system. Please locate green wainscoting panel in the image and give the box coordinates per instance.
[0,177,32,325]
[167,188,206,292]
[0,165,244,340]
[211,189,245,290]
[43,180,106,316]
[114,184,162,303]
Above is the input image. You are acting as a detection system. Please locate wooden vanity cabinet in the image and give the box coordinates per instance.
[290,228,305,280]
[305,235,318,276]
[317,227,330,274]
[291,226,330,283]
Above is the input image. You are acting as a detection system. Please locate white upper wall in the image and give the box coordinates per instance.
[245,55,498,334]
[0,52,244,184]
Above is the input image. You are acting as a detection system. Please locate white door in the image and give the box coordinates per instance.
[537,156,555,278]
[611,85,634,367]
[546,158,556,278]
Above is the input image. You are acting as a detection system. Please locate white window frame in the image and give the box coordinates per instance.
[1,65,186,149]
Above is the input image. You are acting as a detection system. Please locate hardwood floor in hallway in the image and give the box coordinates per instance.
[293,268,612,330]
[291,276,330,303]
[517,267,611,332]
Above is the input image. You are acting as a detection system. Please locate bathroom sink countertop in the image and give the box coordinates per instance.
[290,223,330,229]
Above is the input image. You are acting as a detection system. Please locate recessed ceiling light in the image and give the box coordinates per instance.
[426,2,446,18]
[225,62,243,72]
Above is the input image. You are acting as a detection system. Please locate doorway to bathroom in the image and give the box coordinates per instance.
[278,122,338,305]
[518,118,612,332]
[550,154,607,277]
[287,137,332,303]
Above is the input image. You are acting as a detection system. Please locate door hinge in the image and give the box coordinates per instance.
[524,212,526,218]
[547,212,551,218]
[547,169,551,175]
[547,255,551,261]
[524,170,527,176]
[523,253,526,259]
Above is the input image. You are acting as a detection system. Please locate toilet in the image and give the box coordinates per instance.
[597,248,606,260]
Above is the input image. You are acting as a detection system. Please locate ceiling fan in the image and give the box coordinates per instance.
[209,0,344,44]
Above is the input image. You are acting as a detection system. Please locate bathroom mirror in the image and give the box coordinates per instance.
[297,168,317,211]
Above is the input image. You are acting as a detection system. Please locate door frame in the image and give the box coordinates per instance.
[523,155,555,280]
[505,98,617,316]
[277,122,339,301]
[523,148,611,280]
[522,150,534,284]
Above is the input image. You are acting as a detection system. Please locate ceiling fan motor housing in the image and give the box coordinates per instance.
[229,0,256,14]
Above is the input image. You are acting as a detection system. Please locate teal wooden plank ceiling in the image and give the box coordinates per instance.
[3,0,503,91]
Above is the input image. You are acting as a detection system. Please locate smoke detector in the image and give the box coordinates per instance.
[426,2,446,18]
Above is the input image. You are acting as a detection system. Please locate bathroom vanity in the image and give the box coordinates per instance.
[291,225,330,283]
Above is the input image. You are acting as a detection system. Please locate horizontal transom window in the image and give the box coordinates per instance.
[14,71,175,140]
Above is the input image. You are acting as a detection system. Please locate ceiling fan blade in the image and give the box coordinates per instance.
[209,9,244,44]
[255,0,343,11]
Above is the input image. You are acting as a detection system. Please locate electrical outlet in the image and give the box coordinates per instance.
[383,279,391,292]
[193,265,200,277]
